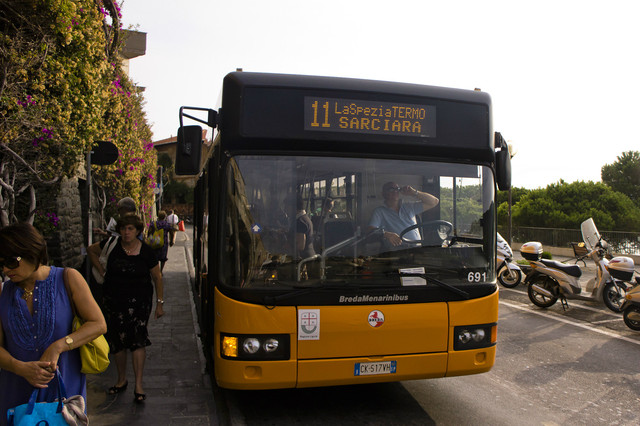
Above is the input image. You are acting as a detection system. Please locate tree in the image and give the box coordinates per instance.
[497,186,530,226]
[601,151,640,206]
[497,187,530,206]
[512,180,640,231]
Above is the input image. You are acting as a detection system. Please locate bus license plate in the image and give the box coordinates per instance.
[354,361,397,376]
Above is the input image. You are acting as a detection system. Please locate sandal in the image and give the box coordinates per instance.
[108,381,128,395]
[134,392,146,403]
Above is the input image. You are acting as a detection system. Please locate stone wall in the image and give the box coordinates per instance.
[48,177,85,268]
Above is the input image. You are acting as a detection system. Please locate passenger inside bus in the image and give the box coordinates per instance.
[368,181,439,249]
[312,197,336,250]
[311,197,337,232]
[293,195,316,259]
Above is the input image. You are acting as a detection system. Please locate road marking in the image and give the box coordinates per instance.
[499,299,640,346]
[590,318,624,324]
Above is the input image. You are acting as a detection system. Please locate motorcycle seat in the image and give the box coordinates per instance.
[540,259,582,278]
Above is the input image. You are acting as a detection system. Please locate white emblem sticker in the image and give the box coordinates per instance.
[298,309,320,340]
[368,310,385,328]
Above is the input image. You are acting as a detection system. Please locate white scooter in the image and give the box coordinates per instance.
[497,232,523,288]
[522,218,633,313]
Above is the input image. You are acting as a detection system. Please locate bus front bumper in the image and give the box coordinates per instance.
[214,346,495,390]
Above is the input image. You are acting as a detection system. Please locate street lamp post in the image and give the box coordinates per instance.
[86,141,118,280]
[507,142,517,245]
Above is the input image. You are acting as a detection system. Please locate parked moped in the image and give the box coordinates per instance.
[615,259,640,330]
[497,232,523,288]
[522,218,632,313]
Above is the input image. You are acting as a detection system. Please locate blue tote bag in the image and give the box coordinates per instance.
[7,370,86,426]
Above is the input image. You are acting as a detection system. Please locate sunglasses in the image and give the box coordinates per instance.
[0,256,21,270]
[385,186,401,192]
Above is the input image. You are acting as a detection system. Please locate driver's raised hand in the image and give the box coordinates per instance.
[383,231,402,246]
[400,185,416,196]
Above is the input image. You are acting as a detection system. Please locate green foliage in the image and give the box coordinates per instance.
[1,0,110,180]
[0,0,156,225]
[440,184,483,232]
[497,187,531,225]
[91,65,156,224]
[601,151,640,206]
[163,180,194,204]
[511,180,640,231]
[158,152,174,176]
[497,187,530,206]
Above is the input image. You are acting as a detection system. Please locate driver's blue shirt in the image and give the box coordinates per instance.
[369,201,424,241]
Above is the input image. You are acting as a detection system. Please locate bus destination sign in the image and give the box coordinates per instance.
[304,97,436,137]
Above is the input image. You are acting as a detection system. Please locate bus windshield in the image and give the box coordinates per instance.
[220,154,495,290]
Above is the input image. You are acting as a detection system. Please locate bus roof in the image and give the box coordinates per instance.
[225,72,492,106]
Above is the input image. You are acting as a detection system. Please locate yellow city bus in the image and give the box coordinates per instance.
[176,72,511,390]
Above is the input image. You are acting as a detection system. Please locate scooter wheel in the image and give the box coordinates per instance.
[602,281,625,313]
[623,306,640,331]
[527,276,558,308]
[498,268,522,288]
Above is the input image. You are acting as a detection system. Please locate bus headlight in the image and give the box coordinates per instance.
[453,324,496,351]
[242,338,260,354]
[221,333,290,360]
[263,338,279,352]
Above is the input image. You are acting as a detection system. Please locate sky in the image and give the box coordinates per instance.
[121,0,640,189]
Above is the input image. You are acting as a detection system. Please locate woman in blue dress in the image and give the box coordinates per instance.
[0,223,106,425]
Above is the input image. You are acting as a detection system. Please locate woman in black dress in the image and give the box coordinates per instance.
[87,214,164,403]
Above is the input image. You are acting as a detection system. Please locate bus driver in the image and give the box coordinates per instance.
[368,181,439,248]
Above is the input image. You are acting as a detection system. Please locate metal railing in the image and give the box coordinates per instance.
[498,226,640,256]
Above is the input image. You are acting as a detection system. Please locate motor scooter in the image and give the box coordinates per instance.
[497,232,523,288]
[522,218,632,313]
[615,260,640,330]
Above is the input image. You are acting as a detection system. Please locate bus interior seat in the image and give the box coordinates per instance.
[321,219,356,252]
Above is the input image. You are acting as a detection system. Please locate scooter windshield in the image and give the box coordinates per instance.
[581,218,600,251]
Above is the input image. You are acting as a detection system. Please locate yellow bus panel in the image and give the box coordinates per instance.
[297,303,448,359]
[214,288,297,334]
[297,353,448,388]
[448,288,499,327]
[214,358,297,390]
[446,346,496,377]
[212,288,498,389]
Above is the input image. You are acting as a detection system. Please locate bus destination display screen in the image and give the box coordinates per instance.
[304,97,436,137]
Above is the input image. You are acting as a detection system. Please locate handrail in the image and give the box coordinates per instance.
[296,227,380,281]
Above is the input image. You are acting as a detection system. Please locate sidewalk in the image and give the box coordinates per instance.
[86,230,218,425]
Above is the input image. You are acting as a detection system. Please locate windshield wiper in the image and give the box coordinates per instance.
[397,273,470,299]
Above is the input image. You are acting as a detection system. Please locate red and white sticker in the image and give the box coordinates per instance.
[298,309,320,340]
[368,310,385,327]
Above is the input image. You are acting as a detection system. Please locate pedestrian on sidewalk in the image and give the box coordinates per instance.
[94,197,138,239]
[0,223,106,425]
[92,214,164,404]
[166,210,179,247]
[147,210,172,273]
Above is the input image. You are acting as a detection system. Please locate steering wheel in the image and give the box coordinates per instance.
[399,220,454,246]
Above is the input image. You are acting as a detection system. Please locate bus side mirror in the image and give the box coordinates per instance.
[494,131,511,191]
[175,125,203,175]
[496,149,511,191]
